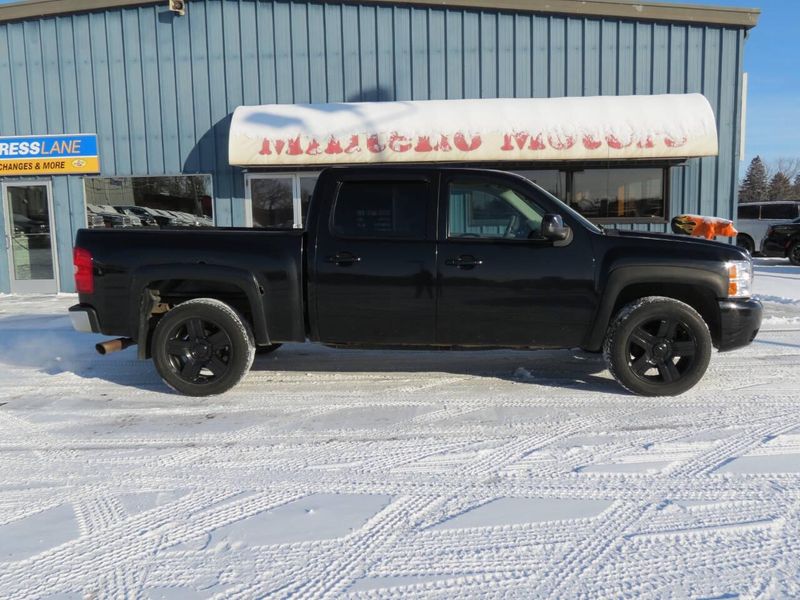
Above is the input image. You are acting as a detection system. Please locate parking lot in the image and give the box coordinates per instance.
[0,259,798,598]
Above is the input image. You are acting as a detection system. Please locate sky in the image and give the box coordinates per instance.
[666,0,800,167]
[0,0,795,168]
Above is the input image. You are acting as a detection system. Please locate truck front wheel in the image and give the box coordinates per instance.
[789,241,800,266]
[603,297,712,396]
[151,298,255,396]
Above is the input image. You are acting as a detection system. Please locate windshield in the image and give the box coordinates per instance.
[509,172,603,234]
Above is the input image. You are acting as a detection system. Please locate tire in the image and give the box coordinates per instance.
[789,241,800,266]
[151,298,255,396]
[603,296,712,396]
[736,234,754,255]
[255,343,282,355]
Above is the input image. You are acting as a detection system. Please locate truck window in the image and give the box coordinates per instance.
[332,180,429,239]
[760,203,798,220]
[737,204,759,220]
[448,180,545,240]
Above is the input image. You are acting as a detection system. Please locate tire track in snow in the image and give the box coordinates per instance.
[667,415,800,478]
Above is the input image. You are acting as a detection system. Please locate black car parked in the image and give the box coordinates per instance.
[761,217,800,265]
[69,167,762,397]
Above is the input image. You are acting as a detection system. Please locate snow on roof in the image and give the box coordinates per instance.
[228,94,718,167]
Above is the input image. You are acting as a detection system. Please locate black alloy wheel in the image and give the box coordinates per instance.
[626,317,697,385]
[164,317,233,384]
[152,298,255,396]
[789,242,800,266]
[604,296,712,396]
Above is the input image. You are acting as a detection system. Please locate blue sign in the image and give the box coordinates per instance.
[0,134,98,159]
[0,134,100,175]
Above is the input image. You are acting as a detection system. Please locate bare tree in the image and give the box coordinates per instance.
[765,157,800,181]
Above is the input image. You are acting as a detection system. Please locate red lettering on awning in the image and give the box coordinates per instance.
[415,136,434,152]
[325,136,343,154]
[665,135,687,148]
[287,136,303,155]
[343,135,360,153]
[454,132,481,152]
[582,134,602,150]
[388,132,412,152]
[306,138,322,155]
[606,134,632,150]
[367,135,385,153]
[548,134,575,151]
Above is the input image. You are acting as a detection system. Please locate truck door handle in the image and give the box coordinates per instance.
[326,251,361,266]
[445,255,483,269]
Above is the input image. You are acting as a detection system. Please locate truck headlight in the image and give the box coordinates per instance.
[726,260,753,298]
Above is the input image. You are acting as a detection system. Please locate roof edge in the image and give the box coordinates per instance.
[0,0,760,29]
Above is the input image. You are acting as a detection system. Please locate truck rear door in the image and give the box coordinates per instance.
[310,171,438,345]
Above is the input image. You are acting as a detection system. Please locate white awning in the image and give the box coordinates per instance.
[229,94,718,167]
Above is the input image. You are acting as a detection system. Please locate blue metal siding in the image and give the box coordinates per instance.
[0,0,747,292]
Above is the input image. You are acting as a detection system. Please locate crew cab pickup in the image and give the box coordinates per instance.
[69,167,762,397]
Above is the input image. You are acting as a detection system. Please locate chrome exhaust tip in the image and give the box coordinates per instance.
[95,338,134,355]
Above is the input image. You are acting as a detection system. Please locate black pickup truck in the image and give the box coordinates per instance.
[69,167,762,397]
[761,218,800,265]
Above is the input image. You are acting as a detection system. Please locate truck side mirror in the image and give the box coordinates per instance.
[542,213,570,241]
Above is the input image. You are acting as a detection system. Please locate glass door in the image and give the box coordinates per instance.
[2,181,58,293]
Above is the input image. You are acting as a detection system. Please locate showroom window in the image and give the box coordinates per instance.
[571,168,665,220]
[510,166,668,222]
[246,172,319,229]
[512,170,566,198]
[244,168,666,227]
[249,175,294,228]
[83,175,213,228]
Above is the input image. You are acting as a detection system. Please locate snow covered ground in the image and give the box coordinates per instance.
[0,258,799,598]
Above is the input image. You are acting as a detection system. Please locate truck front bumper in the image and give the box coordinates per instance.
[69,304,101,333]
[717,298,762,352]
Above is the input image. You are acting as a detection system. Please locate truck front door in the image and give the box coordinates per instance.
[436,173,597,348]
[311,172,438,345]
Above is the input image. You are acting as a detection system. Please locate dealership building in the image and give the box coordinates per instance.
[0,0,758,293]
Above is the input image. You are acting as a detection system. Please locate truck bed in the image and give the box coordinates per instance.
[74,227,306,343]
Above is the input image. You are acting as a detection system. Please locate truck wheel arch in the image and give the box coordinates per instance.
[583,265,727,352]
[129,264,271,359]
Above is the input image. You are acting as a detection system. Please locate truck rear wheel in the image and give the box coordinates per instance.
[603,296,712,396]
[151,298,255,396]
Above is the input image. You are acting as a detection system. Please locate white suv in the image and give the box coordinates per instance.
[736,201,800,255]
